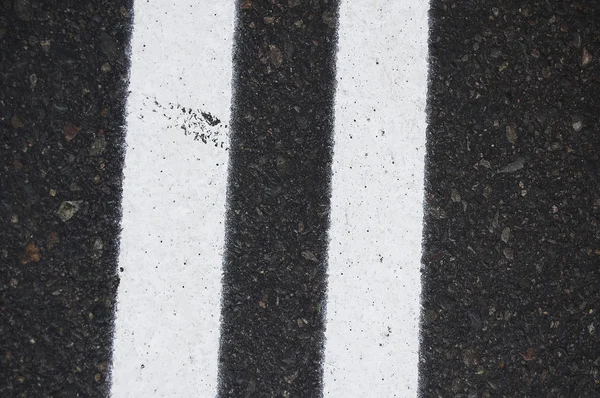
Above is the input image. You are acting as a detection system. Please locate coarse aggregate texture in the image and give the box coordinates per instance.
[218,0,339,397]
[0,1,133,396]
[420,1,600,397]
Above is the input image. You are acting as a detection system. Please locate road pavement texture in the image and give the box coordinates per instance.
[218,1,338,397]
[0,1,133,396]
[420,2,600,397]
[0,1,599,398]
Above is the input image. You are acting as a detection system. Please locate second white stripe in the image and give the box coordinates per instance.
[324,1,429,396]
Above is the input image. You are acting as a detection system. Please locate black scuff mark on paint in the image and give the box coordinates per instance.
[142,95,228,149]
[201,111,221,126]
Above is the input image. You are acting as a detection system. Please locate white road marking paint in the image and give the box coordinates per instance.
[111,2,234,396]
[324,1,428,396]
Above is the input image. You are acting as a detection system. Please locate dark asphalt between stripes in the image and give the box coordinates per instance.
[0,1,132,396]
[420,1,600,396]
[217,1,339,397]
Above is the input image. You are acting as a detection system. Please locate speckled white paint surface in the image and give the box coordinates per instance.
[111,1,234,396]
[323,1,428,396]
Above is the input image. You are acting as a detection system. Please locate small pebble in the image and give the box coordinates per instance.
[63,122,81,141]
[93,237,104,251]
[501,227,511,243]
[269,45,283,68]
[498,157,525,174]
[90,135,107,156]
[572,115,583,132]
[11,114,24,128]
[20,242,41,264]
[57,201,83,222]
[451,189,461,203]
[29,74,38,90]
[301,251,318,262]
[506,125,517,144]
[503,247,515,260]
[582,48,593,67]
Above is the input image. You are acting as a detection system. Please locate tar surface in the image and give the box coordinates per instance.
[420,2,600,397]
[1,1,133,396]
[217,1,339,397]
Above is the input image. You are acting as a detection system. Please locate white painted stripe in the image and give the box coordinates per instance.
[111,2,234,396]
[323,1,428,396]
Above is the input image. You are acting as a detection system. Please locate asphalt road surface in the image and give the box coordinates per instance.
[421,2,600,397]
[218,1,338,397]
[1,1,133,396]
[1,0,599,397]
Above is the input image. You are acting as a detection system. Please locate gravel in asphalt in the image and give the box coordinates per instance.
[420,2,600,396]
[0,1,133,396]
